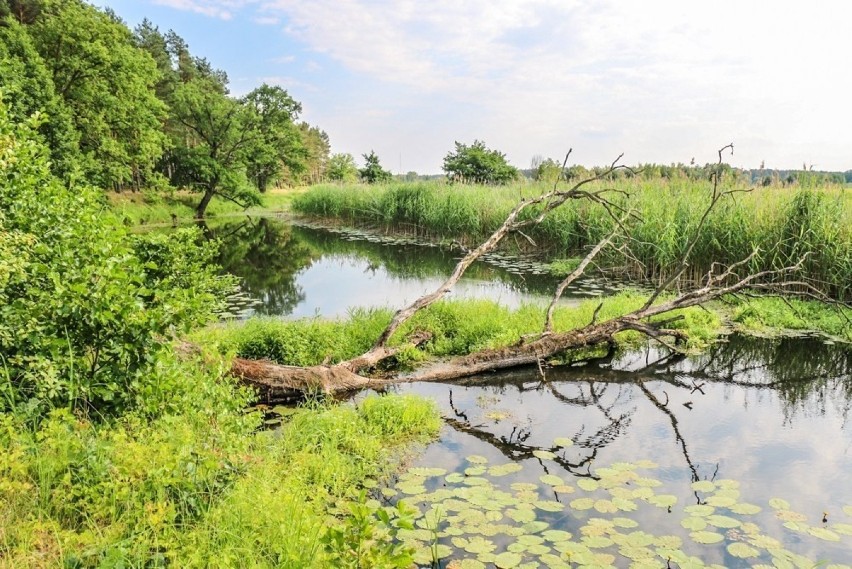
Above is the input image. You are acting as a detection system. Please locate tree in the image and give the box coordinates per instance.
[360,150,392,183]
[533,157,563,184]
[24,0,167,189]
[242,83,306,192]
[326,153,359,183]
[0,16,80,178]
[442,140,518,184]
[167,74,261,218]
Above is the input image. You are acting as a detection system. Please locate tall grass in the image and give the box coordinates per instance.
[293,180,852,299]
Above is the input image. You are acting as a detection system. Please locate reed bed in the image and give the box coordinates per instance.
[293,180,851,299]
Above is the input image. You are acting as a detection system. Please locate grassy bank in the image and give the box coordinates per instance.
[0,353,441,568]
[199,294,850,370]
[108,187,304,226]
[292,180,852,299]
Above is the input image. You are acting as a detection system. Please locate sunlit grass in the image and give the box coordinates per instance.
[293,180,852,299]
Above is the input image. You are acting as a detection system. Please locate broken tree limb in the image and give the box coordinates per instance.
[225,146,846,403]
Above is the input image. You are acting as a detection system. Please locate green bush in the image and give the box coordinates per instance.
[0,101,231,418]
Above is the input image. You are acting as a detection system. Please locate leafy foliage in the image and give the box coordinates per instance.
[443,140,519,184]
[360,150,393,183]
[0,100,231,418]
[327,152,360,183]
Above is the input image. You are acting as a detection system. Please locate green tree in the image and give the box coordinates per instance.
[167,74,262,218]
[442,140,518,184]
[326,152,359,183]
[533,157,563,184]
[360,150,392,184]
[243,83,306,192]
[0,15,80,178]
[298,123,330,184]
[24,0,167,189]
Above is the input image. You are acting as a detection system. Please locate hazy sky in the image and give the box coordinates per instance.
[95,0,851,174]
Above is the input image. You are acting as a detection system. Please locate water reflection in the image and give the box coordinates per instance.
[396,336,852,562]
[204,217,617,318]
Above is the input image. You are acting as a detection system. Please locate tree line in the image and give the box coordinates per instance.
[0,0,330,217]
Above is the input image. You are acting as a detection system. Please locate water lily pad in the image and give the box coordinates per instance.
[535,500,565,512]
[489,463,524,477]
[521,520,550,534]
[648,494,677,508]
[553,437,574,447]
[769,497,790,510]
[634,459,658,469]
[844,505,852,517]
[729,502,762,515]
[634,477,662,488]
[381,487,398,498]
[681,517,707,531]
[808,527,840,541]
[447,559,486,569]
[582,535,614,549]
[727,542,759,558]
[463,536,497,554]
[691,480,716,492]
[446,473,466,484]
[775,509,807,522]
[463,477,491,487]
[684,504,715,517]
[570,498,595,510]
[540,474,564,486]
[612,517,639,529]
[706,514,740,529]
[511,482,539,492]
[594,499,618,514]
[465,465,487,476]
[542,529,572,543]
[532,450,556,460]
[494,551,523,568]
[553,484,575,494]
[466,455,489,464]
[577,478,599,492]
[612,497,638,512]
[690,530,724,544]
[832,523,852,536]
[705,495,737,508]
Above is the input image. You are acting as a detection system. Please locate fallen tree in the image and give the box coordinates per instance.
[229,145,845,402]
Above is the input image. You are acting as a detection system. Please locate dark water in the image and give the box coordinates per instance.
[201,216,852,565]
[387,336,852,566]
[204,216,618,319]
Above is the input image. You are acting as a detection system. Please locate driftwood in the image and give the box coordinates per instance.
[228,146,842,403]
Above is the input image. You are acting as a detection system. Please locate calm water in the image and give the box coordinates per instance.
[204,216,618,318]
[387,337,852,566]
[202,216,852,566]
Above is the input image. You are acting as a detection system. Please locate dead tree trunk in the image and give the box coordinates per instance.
[228,146,842,402]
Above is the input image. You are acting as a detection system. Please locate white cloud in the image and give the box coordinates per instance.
[153,0,258,20]
[253,15,280,25]
[256,0,852,170]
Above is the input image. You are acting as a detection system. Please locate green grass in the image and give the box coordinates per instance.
[0,353,440,568]
[292,180,852,299]
[109,188,303,226]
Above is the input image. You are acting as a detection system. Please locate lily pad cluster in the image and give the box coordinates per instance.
[380,447,852,568]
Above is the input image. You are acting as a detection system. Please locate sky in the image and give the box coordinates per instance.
[93,0,852,174]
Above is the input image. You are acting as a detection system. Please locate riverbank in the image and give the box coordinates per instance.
[108,187,305,226]
[0,351,441,567]
[196,294,850,374]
